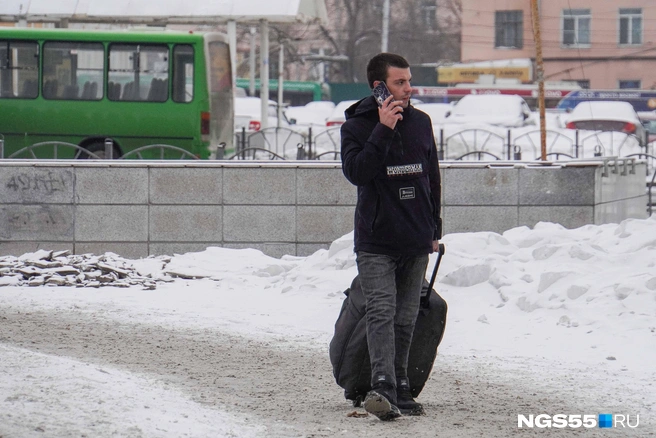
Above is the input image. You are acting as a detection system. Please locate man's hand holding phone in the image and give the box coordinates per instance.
[373,82,403,130]
[378,95,404,130]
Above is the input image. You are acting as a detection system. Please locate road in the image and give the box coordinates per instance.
[1,304,651,437]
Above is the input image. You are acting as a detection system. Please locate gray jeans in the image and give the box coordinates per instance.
[355,251,429,389]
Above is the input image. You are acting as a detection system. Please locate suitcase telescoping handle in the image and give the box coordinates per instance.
[427,243,446,294]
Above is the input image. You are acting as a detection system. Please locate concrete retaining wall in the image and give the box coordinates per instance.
[0,158,647,259]
[441,159,648,234]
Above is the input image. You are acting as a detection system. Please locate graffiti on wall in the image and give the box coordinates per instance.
[4,171,68,195]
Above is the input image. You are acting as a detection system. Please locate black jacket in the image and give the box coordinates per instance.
[341,96,442,256]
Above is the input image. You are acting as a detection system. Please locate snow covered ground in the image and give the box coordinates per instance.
[1,217,655,436]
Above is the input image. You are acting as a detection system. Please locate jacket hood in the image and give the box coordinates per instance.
[344,96,379,120]
[345,95,416,121]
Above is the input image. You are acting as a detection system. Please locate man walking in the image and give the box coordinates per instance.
[340,53,442,421]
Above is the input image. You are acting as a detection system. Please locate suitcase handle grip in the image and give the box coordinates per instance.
[422,243,445,308]
[428,243,445,292]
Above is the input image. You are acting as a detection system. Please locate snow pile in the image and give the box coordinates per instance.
[1,218,655,436]
[0,250,170,289]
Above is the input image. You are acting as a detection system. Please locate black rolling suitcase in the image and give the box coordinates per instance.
[329,244,448,406]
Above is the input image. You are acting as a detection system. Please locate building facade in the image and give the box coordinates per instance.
[461,0,656,89]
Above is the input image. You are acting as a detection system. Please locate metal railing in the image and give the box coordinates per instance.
[512,130,576,159]
[0,138,200,160]
[623,153,656,216]
[1,127,653,165]
[437,127,649,162]
[119,144,199,160]
[6,141,103,159]
[228,126,338,160]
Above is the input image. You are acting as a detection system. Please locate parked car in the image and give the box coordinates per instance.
[557,89,656,113]
[285,101,335,127]
[444,94,535,127]
[565,101,647,145]
[234,96,293,132]
[325,100,359,127]
[414,102,454,125]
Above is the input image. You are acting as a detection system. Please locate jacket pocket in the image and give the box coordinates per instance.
[370,194,380,233]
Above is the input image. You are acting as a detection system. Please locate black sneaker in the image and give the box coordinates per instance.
[396,378,424,416]
[363,383,402,421]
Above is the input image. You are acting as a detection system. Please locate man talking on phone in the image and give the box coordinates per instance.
[340,53,442,421]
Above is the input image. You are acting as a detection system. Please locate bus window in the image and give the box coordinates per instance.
[0,40,38,99]
[206,38,233,153]
[173,44,193,103]
[108,43,169,102]
[208,41,231,93]
[43,42,104,100]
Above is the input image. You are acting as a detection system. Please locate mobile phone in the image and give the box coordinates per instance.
[373,82,392,107]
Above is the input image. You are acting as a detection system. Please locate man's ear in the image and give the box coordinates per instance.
[372,80,381,88]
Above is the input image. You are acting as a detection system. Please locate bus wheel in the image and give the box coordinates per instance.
[81,141,121,159]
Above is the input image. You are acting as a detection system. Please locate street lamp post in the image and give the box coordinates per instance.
[531,0,547,161]
[382,0,390,52]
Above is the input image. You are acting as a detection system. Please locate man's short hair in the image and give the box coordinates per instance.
[366,53,410,89]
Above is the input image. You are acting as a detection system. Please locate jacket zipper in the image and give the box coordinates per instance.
[394,129,404,155]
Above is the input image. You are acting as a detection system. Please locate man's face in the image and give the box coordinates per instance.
[385,66,413,108]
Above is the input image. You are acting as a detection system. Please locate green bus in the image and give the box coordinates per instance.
[0,27,233,159]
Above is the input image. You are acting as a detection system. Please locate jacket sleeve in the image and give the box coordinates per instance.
[428,126,443,240]
[340,121,395,186]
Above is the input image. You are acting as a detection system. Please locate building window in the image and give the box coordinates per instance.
[575,79,590,89]
[371,0,383,15]
[619,8,642,45]
[307,48,324,83]
[562,9,591,46]
[421,1,437,31]
[495,10,523,49]
[619,80,641,89]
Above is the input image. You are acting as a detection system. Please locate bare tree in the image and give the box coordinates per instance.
[323,0,384,83]
[317,0,462,83]
[233,0,462,84]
